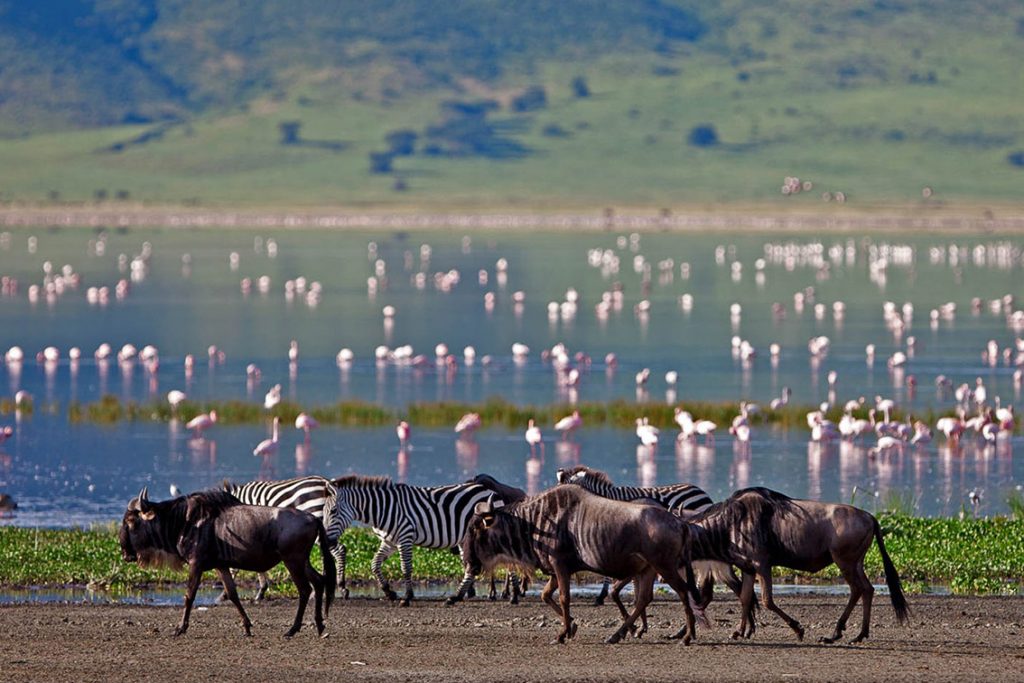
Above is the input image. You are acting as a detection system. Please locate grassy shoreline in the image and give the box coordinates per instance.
[1,516,1021,596]
[2,395,979,434]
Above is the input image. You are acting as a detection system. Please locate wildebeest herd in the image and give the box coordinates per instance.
[119,466,909,644]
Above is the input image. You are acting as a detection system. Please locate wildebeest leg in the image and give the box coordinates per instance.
[540,575,563,617]
[488,573,498,601]
[553,565,577,644]
[333,542,349,599]
[304,557,327,636]
[175,563,204,636]
[757,569,804,641]
[371,540,399,601]
[398,540,415,607]
[659,563,698,645]
[609,577,646,638]
[593,576,610,606]
[849,562,875,643]
[607,570,654,644]
[283,555,313,637]
[731,570,757,640]
[215,568,253,636]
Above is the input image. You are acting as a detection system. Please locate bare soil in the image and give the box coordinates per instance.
[1,594,1022,682]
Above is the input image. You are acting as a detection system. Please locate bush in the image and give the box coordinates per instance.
[571,76,590,98]
[368,152,393,174]
[1008,151,1024,167]
[511,86,547,113]
[687,124,719,147]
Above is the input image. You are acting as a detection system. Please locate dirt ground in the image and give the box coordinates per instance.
[1,593,1022,682]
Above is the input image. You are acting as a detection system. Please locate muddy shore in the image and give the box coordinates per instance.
[2,594,1022,682]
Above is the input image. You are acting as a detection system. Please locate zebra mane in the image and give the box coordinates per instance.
[332,474,394,489]
[565,465,614,486]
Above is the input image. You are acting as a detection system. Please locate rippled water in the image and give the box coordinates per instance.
[0,226,1022,524]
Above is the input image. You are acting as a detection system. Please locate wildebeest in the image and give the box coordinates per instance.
[458,486,703,644]
[466,473,530,603]
[685,487,909,643]
[119,488,335,637]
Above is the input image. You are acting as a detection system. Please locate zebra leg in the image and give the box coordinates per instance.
[253,572,271,602]
[371,541,399,601]
[445,565,477,607]
[332,543,349,599]
[399,541,415,607]
[508,573,522,605]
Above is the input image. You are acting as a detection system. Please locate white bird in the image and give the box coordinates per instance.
[553,411,582,440]
[454,412,482,436]
[253,417,281,457]
[664,371,678,386]
[288,340,300,363]
[396,420,412,446]
[910,421,933,445]
[635,418,659,446]
[525,419,543,455]
[295,413,319,441]
[167,390,187,411]
[673,408,695,440]
[729,423,751,442]
[169,483,181,498]
[14,390,31,408]
[869,435,901,457]
[264,384,282,410]
[185,410,217,438]
[336,348,354,365]
[694,419,717,444]
[635,368,650,386]
[936,416,964,444]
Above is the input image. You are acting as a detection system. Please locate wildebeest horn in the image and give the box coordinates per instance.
[137,487,151,511]
[474,497,495,517]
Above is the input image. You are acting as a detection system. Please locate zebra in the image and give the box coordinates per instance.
[555,465,739,606]
[223,476,349,600]
[330,474,520,606]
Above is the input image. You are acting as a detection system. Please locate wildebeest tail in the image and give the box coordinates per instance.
[318,520,337,618]
[873,517,909,625]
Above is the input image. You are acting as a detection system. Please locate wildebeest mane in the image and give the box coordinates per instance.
[466,473,527,503]
[561,465,614,486]
[332,474,393,489]
[184,489,243,523]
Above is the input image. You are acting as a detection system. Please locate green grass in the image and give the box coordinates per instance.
[56,395,984,434]
[0,3,1021,209]
[2,515,1022,595]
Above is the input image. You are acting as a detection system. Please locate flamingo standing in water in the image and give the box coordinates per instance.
[396,420,412,447]
[185,410,217,438]
[525,419,543,456]
[295,412,318,442]
[454,412,482,438]
[553,410,582,440]
[253,417,281,457]
[167,390,187,414]
[0,425,13,444]
[635,418,659,446]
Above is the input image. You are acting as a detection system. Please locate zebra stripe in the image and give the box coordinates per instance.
[332,475,500,605]
[225,476,348,596]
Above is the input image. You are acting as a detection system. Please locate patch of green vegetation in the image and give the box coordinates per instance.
[57,395,985,434]
[2,516,1022,595]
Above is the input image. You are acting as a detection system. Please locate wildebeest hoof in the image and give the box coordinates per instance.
[342,588,350,600]
[605,632,623,644]
[568,621,579,639]
[399,599,411,607]
[730,631,741,640]
[173,627,187,637]
[795,626,805,641]
[444,596,459,607]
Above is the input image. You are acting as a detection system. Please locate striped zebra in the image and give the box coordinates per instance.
[330,474,517,606]
[223,476,349,600]
[556,465,738,605]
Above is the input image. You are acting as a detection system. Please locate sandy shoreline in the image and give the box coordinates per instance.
[3,204,1024,232]
[1,594,1022,682]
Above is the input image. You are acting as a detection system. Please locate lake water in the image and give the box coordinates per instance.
[0,226,1022,525]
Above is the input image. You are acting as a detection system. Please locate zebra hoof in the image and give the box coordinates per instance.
[342,588,350,600]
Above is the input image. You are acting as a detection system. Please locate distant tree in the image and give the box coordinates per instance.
[93,189,108,201]
[511,86,547,113]
[441,100,500,120]
[393,178,408,192]
[385,130,418,156]
[687,124,719,147]
[279,121,302,145]
[369,152,394,174]
[541,124,571,138]
[571,76,590,98]
[47,190,60,203]
[115,190,131,201]
[1008,151,1024,167]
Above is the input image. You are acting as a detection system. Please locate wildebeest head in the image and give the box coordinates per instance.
[460,496,521,577]
[119,487,185,570]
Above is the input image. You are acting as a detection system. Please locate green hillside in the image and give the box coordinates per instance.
[0,0,1022,209]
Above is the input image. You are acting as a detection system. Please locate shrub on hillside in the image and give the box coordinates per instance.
[687,124,719,147]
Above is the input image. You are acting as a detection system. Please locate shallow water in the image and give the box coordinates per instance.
[0,227,1022,524]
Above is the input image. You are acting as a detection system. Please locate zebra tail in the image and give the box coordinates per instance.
[317,521,337,618]
[873,517,909,625]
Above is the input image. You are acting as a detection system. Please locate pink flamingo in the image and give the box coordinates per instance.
[185,410,217,438]
[454,412,481,437]
[0,425,13,444]
[525,419,544,456]
[396,420,412,447]
[253,417,281,457]
[553,410,582,440]
[295,413,319,442]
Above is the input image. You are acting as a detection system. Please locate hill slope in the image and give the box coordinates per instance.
[0,0,1021,208]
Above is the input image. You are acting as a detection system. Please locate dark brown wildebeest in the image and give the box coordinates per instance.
[684,487,909,644]
[119,488,335,637]
[458,486,703,644]
[466,473,530,603]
